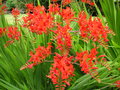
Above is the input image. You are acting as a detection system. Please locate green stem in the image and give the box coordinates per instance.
[75,0,81,11]
[37,0,41,6]
[60,0,63,12]
[83,3,89,17]
[93,0,105,24]
[49,0,51,6]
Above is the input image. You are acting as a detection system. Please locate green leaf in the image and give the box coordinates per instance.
[112,40,120,48]
[0,79,20,90]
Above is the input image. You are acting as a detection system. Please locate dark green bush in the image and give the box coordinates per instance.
[6,0,15,11]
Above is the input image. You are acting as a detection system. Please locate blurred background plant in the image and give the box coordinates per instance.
[4,0,102,15]
[5,0,49,13]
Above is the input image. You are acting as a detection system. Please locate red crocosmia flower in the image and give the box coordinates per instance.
[81,0,94,6]
[0,28,2,36]
[115,80,120,88]
[51,0,58,2]
[11,8,20,16]
[0,4,7,15]
[7,26,21,40]
[20,43,52,70]
[47,53,74,88]
[60,7,74,24]
[23,5,53,35]
[25,3,34,10]
[78,11,114,48]
[4,40,14,47]
[48,3,60,14]
[62,0,72,5]
[0,27,6,37]
[52,25,72,54]
[1,5,7,10]
[75,47,106,80]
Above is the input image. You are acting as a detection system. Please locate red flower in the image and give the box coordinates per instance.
[0,27,6,37]
[4,40,14,47]
[52,25,72,54]
[26,3,34,10]
[47,53,74,88]
[23,5,53,35]
[75,47,106,80]
[60,7,74,24]
[11,8,20,16]
[48,3,60,14]
[115,80,120,88]
[0,4,7,15]
[0,28,2,36]
[20,43,52,70]
[78,11,114,47]
[51,0,58,2]
[7,26,21,40]
[62,0,72,5]
[81,0,94,6]
[52,0,72,5]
